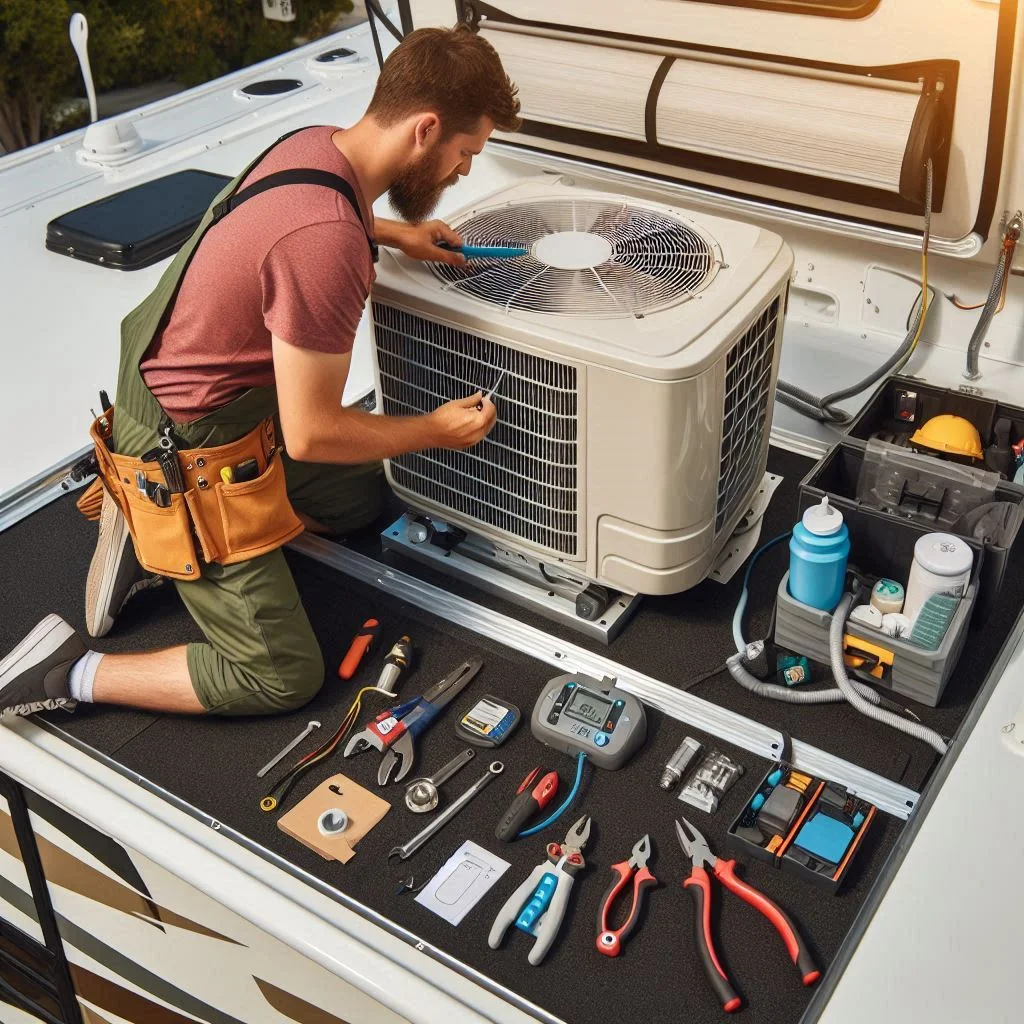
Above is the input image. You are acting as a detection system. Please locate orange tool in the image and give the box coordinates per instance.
[338,619,380,680]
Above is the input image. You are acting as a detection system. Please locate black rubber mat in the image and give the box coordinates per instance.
[3,437,1020,1023]
[48,561,901,1024]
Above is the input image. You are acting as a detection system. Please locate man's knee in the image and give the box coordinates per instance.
[264,639,325,714]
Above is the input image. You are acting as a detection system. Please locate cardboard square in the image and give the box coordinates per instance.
[277,773,390,864]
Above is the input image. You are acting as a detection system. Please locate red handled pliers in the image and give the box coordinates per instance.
[596,833,657,957]
[675,817,820,1012]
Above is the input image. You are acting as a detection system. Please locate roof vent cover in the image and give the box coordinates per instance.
[239,78,302,97]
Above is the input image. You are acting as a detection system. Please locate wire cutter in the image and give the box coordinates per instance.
[343,658,482,784]
[596,833,657,957]
[488,815,591,966]
[676,818,820,1013]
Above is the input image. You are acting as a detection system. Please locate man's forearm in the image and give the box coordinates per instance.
[289,406,434,465]
[374,218,409,248]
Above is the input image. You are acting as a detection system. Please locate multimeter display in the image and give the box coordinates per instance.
[563,688,612,729]
[531,673,647,771]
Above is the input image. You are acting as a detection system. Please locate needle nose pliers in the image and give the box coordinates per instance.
[675,817,820,1013]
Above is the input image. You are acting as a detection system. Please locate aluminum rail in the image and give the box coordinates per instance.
[291,535,921,818]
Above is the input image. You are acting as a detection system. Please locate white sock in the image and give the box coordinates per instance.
[67,651,104,703]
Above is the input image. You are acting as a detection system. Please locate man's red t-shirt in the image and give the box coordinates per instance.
[140,126,375,423]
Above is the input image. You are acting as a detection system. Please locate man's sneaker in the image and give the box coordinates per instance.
[85,489,162,638]
[0,614,83,716]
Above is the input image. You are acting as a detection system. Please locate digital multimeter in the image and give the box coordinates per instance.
[530,674,647,770]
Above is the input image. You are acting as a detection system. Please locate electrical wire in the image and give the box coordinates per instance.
[965,213,1022,379]
[517,752,587,838]
[828,593,948,755]
[259,685,394,812]
[775,159,933,424]
[732,531,792,652]
[678,661,729,693]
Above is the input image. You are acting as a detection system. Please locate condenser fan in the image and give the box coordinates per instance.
[430,198,721,317]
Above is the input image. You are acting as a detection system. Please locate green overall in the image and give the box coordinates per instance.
[112,138,385,715]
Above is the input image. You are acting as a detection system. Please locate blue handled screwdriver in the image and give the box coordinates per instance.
[434,241,529,260]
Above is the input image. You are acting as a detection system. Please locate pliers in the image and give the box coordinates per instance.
[343,658,482,784]
[676,817,820,1013]
[488,814,591,966]
[596,833,657,957]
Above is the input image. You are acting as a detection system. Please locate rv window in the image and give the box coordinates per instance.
[692,0,879,16]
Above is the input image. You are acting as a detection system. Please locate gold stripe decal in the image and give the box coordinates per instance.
[73,965,218,1024]
[0,808,241,946]
[255,977,354,1024]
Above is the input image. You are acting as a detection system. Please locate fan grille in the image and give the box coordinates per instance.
[716,296,781,534]
[373,302,580,556]
[430,198,720,318]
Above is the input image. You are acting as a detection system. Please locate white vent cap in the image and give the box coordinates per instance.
[78,118,143,166]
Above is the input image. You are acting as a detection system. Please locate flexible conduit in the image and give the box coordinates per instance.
[964,210,1021,380]
[775,161,933,424]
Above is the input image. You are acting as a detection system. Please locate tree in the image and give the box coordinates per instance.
[114,0,353,90]
[0,0,143,153]
[0,0,352,154]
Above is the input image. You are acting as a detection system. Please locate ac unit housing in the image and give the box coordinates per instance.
[370,177,792,596]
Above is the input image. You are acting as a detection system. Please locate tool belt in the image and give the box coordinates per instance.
[88,407,303,581]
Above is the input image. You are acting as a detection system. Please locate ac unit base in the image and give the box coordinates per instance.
[381,513,642,644]
[380,471,782,644]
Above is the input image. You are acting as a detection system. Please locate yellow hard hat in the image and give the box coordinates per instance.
[909,414,983,460]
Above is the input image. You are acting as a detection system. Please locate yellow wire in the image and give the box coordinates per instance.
[300,684,396,773]
[259,685,399,811]
[909,220,929,353]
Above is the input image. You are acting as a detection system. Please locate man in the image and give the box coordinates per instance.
[0,26,520,717]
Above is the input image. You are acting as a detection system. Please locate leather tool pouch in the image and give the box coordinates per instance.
[89,409,303,581]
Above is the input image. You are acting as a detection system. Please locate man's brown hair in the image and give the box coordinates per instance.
[367,25,521,137]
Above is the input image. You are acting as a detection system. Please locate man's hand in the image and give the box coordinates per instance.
[376,217,467,267]
[428,394,497,449]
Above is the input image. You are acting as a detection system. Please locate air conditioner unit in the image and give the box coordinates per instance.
[370,176,792,602]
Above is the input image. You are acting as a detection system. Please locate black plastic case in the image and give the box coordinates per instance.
[45,169,231,270]
[799,440,1017,623]
[846,374,1024,457]
[726,763,877,894]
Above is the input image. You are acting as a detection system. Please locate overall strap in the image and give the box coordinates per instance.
[212,168,377,262]
[116,125,373,439]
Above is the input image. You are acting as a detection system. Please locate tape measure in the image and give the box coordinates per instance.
[457,695,521,748]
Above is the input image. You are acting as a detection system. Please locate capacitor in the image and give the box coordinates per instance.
[659,736,703,791]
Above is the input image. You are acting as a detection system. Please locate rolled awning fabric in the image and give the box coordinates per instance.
[484,27,928,196]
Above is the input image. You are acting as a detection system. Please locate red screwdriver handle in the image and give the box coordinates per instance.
[714,859,820,987]
[684,867,741,1013]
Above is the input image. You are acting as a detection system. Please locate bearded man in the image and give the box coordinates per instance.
[0,26,520,718]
